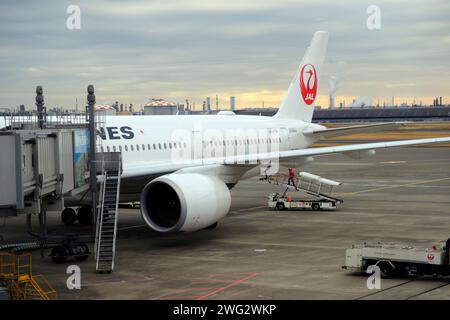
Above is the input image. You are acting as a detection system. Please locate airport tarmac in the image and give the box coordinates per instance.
[1,147,450,300]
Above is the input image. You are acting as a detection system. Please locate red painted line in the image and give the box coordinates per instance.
[192,280,231,284]
[196,272,260,300]
[157,295,203,300]
[151,272,261,300]
[170,287,222,293]
[210,272,253,278]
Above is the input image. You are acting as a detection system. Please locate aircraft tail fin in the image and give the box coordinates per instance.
[274,31,328,122]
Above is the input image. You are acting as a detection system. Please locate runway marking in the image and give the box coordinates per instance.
[379,161,406,164]
[355,280,414,300]
[152,272,260,300]
[237,205,267,212]
[406,283,449,300]
[117,224,146,231]
[196,272,260,300]
[338,177,450,196]
[355,280,449,300]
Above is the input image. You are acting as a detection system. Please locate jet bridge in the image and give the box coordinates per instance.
[0,85,121,274]
[0,128,90,217]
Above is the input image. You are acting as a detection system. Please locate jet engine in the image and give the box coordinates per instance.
[140,173,231,232]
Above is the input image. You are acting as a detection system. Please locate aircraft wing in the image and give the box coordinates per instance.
[122,136,450,179]
[269,136,450,161]
[303,122,405,139]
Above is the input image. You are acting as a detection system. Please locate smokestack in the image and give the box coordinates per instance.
[328,75,339,109]
[439,96,442,106]
[329,94,335,109]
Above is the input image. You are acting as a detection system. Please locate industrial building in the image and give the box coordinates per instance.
[95,105,116,116]
[143,99,178,115]
[230,96,236,111]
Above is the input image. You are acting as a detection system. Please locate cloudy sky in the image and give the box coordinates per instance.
[0,0,449,110]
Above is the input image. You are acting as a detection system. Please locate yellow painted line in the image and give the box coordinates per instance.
[380,161,406,164]
[238,205,267,212]
[338,177,450,196]
[117,224,147,231]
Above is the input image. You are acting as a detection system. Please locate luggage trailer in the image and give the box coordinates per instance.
[343,239,450,278]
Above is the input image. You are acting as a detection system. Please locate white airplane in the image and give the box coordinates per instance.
[6,31,450,233]
[89,31,450,233]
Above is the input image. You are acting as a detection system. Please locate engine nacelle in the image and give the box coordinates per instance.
[140,173,231,232]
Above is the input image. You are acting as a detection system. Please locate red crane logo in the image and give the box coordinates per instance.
[299,64,317,105]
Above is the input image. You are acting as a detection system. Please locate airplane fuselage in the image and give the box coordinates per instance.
[98,114,322,200]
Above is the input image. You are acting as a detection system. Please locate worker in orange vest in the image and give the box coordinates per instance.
[287,168,296,187]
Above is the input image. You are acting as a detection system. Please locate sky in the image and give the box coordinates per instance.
[0,0,449,110]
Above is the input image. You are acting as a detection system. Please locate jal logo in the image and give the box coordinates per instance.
[299,64,317,105]
[427,254,435,261]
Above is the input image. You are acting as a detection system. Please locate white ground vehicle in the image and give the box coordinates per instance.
[266,171,343,211]
[343,239,450,278]
[268,193,339,211]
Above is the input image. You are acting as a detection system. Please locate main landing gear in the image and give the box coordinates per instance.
[61,206,93,226]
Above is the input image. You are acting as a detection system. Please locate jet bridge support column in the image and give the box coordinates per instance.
[87,85,97,237]
[36,86,46,129]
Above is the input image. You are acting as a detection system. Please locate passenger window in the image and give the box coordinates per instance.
[113,145,116,152]
[136,144,140,151]
[158,143,162,150]
[130,145,134,151]
[125,145,128,151]
[119,146,122,152]
[101,146,104,152]
[169,143,172,149]
[106,146,110,152]
[164,143,167,149]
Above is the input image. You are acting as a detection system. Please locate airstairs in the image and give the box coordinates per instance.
[266,171,343,203]
[94,153,122,273]
[0,252,57,300]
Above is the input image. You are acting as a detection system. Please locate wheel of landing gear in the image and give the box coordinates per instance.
[74,244,90,261]
[77,206,93,225]
[311,203,320,211]
[61,207,77,225]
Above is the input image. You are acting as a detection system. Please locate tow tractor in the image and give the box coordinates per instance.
[266,171,343,211]
[343,238,450,278]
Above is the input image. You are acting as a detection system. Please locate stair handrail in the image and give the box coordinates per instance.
[94,156,107,267]
[110,155,121,271]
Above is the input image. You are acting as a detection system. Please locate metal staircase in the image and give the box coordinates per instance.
[266,172,343,203]
[0,252,57,300]
[95,154,121,273]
